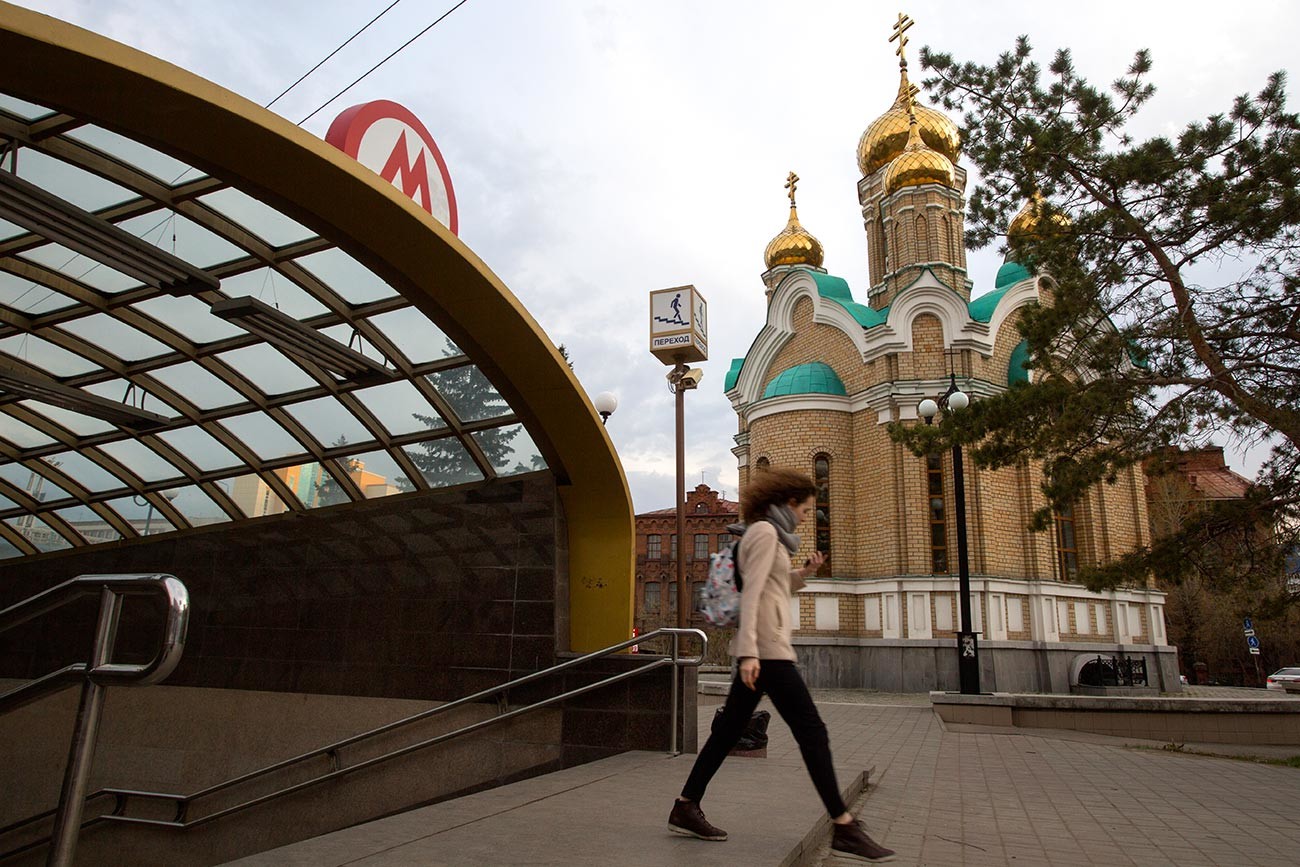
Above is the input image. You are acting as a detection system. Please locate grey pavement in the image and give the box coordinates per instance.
[231,689,1300,867]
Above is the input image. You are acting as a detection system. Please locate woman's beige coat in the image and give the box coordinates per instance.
[731,521,805,661]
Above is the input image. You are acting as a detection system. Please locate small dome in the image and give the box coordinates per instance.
[762,362,847,399]
[883,113,955,195]
[764,207,825,268]
[995,260,1032,289]
[1008,191,1070,239]
[857,68,961,176]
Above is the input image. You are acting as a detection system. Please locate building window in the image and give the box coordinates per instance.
[693,534,709,561]
[755,457,770,472]
[644,582,660,612]
[668,581,678,611]
[814,453,831,577]
[646,534,661,559]
[1056,504,1079,579]
[695,502,707,514]
[927,454,948,573]
[717,533,732,552]
[670,534,677,559]
[692,581,706,614]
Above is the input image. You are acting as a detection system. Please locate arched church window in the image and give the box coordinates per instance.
[915,215,930,262]
[755,457,770,472]
[927,454,948,573]
[814,453,831,577]
[1055,504,1080,579]
[893,223,903,270]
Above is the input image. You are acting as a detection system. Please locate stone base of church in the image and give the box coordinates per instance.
[794,638,1182,695]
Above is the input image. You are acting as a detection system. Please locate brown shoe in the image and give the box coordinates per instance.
[668,799,727,841]
[831,820,895,862]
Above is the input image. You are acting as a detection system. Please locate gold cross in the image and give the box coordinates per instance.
[890,12,915,64]
[785,171,799,206]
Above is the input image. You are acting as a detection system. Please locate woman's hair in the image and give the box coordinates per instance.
[741,466,816,524]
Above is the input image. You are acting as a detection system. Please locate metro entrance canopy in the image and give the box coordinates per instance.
[0,3,633,651]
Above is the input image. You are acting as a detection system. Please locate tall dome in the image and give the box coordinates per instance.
[1008,191,1071,239]
[856,15,960,177]
[764,172,824,269]
[883,110,955,195]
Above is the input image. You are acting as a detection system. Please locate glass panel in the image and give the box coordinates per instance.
[319,324,393,370]
[364,308,461,362]
[0,535,21,559]
[293,248,397,304]
[218,412,306,461]
[403,436,483,488]
[0,413,56,448]
[156,426,240,472]
[80,378,178,419]
[164,484,230,528]
[131,294,245,344]
[0,490,14,510]
[148,362,245,409]
[98,439,183,483]
[0,216,24,241]
[0,93,55,120]
[331,449,411,499]
[104,494,177,536]
[215,344,317,394]
[57,504,123,544]
[226,472,289,518]
[20,400,116,436]
[0,461,70,502]
[197,188,316,248]
[425,365,511,423]
[930,524,946,548]
[0,333,98,376]
[57,314,170,361]
[271,461,340,510]
[218,267,328,319]
[66,125,200,184]
[16,147,137,211]
[0,270,76,315]
[472,423,544,475]
[116,210,247,268]
[18,242,141,293]
[5,515,71,552]
[353,380,444,436]
[284,396,375,449]
[44,450,128,493]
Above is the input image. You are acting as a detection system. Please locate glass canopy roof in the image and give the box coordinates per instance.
[0,90,545,558]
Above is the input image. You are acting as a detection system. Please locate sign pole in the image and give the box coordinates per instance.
[675,358,687,629]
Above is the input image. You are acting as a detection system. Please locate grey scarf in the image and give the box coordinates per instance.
[764,503,801,554]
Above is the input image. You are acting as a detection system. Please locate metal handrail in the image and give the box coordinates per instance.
[0,573,190,867]
[0,625,704,856]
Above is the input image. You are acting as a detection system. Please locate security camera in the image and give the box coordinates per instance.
[680,367,704,388]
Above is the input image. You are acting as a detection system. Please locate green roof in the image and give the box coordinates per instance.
[762,362,847,399]
[968,285,1009,323]
[724,357,744,392]
[806,271,888,329]
[1008,339,1031,385]
[995,260,1032,290]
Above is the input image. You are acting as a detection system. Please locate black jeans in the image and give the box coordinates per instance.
[680,659,847,818]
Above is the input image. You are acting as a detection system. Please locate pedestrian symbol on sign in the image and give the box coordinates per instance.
[1247,635,1261,649]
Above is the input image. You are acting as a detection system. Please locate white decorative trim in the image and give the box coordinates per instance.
[746,393,852,424]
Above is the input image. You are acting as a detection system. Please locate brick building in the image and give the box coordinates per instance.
[718,19,1177,693]
[634,484,739,641]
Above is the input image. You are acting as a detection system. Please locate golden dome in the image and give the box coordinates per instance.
[764,171,823,268]
[883,112,955,195]
[764,205,825,269]
[1007,191,1071,238]
[858,67,961,176]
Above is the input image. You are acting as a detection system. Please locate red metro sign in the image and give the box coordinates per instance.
[326,100,458,235]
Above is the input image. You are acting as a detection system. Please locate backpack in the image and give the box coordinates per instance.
[701,531,745,628]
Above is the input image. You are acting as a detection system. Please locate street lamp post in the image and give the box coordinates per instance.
[666,363,702,628]
[919,374,980,695]
[593,392,618,425]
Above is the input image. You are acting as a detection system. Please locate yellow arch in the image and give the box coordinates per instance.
[0,2,632,652]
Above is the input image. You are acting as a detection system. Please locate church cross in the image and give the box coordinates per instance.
[890,12,915,65]
[785,171,799,206]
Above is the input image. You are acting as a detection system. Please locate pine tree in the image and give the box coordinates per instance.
[890,37,1300,596]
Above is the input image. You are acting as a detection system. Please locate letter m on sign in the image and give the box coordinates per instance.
[379,131,433,214]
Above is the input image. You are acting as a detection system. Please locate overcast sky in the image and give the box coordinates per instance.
[16,0,1300,511]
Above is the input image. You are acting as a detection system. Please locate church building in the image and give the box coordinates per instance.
[722,15,1178,693]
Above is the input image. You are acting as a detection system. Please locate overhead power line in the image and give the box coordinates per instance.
[264,0,406,110]
[296,0,472,126]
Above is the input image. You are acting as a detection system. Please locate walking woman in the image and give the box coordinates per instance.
[668,467,895,863]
